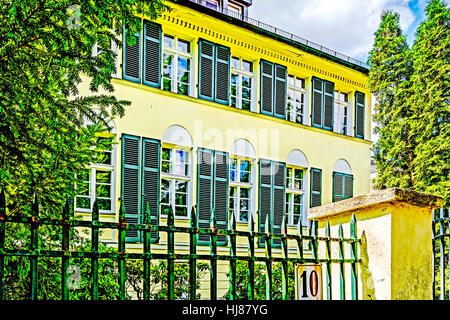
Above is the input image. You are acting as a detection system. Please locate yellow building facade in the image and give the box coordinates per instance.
[76,0,372,298]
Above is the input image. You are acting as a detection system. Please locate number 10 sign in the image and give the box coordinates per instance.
[295,263,323,300]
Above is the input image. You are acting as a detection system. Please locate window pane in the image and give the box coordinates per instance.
[97,198,111,211]
[175,180,187,193]
[240,187,250,199]
[242,99,251,111]
[232,57,240,69]
[162,148,172,173]
[175,193,187,206]
[288,75,295,87]
[178,39,190,53]
[239,210,248,223]
[175,206,188,217]
[76,197,91,209]
[96,184,111,198]
[96,171,111,184]
[242,60,252,72]
[164,35,175,49]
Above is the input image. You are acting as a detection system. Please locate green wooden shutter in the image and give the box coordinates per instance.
[274,64,287,119]
[260,60,274,116]
[323,80,334,130]
[355,91,365,139]
[143,21,161,88]
[122,26,141,83]
[343,175,354,199]
[197,148,214,245]
[258,159,273,246]
[332,172,343,202]
[312,78,323,128]
[198,39,215,101]
[214,45,230,105]
[142,138,161,243]
[122,134,141,242]
[310,168,322,208]
[213,151,229,245]
[272,161,286,248]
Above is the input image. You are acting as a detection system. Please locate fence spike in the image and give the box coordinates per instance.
[281,214,287,235]
[210,207,216,229]
[325,221,331,237]
[190,206,197,228]
[296,217,303,237]
[265,213,270,234]
[248,212,254,232]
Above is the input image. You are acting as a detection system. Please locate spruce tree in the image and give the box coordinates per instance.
[410,0,450,204]
[368,11,415,190]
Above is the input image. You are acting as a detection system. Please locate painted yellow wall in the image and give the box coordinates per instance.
[75,1,372,298]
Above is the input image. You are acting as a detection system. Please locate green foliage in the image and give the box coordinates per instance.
[0,0,170,216]
[222,261,295,300]
[368,1,450,205]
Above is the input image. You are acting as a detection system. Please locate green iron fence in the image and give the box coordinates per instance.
[433,207,450,300]
[0,189,361,300]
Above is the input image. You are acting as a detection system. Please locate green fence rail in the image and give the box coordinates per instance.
[433,207,450,300]
[0,190,361,300]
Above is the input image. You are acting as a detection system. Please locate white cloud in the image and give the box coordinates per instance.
[249,0,420,62]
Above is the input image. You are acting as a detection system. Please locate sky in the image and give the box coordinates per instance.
[248,0,428,63]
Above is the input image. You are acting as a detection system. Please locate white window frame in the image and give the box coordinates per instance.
[228,2,243,15]
[75,135,116,215]
[162,34,193,97]
[334,90,349,135]
[230,57,256,112]
[287,75,306,124]
[229,156,254,223]
[285,166,305,226]
[160,146,192,220]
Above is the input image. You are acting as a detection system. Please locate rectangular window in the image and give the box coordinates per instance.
[355,91,365,139]
[198,39,231,105]
[122,21,162,87]
[333,172,353,202]
[75,136,114,214]
[260,60,287,119]
[334,91,349,135]
[205,0,219,9]
[231,57,255,111]
[162,35,192,96]
[312,77,334,131]
[121,135,161,243]
[287,75,306,124]
[228,2,243,17]
[160,147,190,219]
[229,158,253,223]
[285,167,305,226]
[258,159,286,248]
[310,168,322,208]
[197,148,229,246]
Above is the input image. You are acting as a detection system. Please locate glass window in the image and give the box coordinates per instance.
[160,147,190,219]
[229,157,253,223]
[75,136,115,213]
[163,35,192,96]
[287,75,306,124]
[205,0,219,9]
[231,57,255,112]
[285,166,305,226]
[334,90,349,135]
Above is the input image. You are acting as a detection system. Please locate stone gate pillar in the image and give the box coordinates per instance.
[308,188,443,300]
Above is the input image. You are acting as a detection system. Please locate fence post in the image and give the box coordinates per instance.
[264,214,272,300]
[61,198,71,300]
[209,207,217,300]
[247,212,255,300]
[0,190,6,300]
[189,206,197,300]
[30,192,39,300]
[228,210,237,300]
[118,200,126,300]
[350,214,358,300]
[325,221,332,300]
[91,199,99,300]
[338,222,346,300]
[143,202,152,300]
[167,205,175,300]
[281,214,289,300]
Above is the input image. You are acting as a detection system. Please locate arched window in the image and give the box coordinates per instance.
[286,150,308,226]
[229,139,256,223]
[160,125,194,219]
[332,159,353,202]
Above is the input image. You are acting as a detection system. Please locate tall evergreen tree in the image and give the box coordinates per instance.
[410,0,450,204]
[368,11,415,190]
[0,0,170,215]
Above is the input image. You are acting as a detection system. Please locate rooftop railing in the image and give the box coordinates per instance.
[187,0,369,70]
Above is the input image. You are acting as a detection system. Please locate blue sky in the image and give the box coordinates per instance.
[249,0,428,63]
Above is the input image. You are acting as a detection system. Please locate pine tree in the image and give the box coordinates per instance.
[368,11,415,190]
[410,0,450,204]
